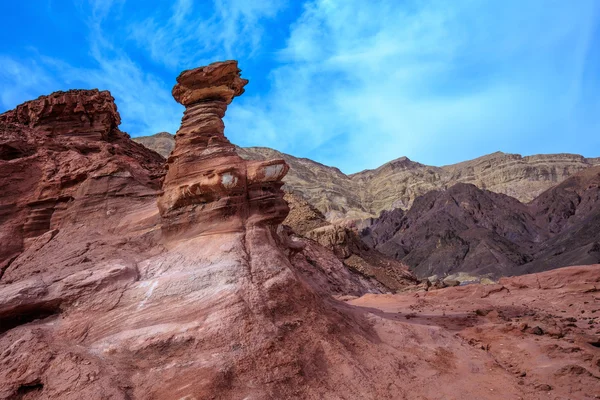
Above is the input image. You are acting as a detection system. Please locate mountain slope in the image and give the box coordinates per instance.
[360,166,600,278]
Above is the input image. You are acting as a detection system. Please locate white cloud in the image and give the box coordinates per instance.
[52,25,184,137]
[128,0,286,69]
[1,0,598,172]
[0,56,59,110]
[223,0,600,172]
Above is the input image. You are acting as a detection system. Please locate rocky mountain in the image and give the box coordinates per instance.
[283,193,416,290]
[134,133,599,221]
[524,166,600,273]
[1,61,599,399]
[132,131,174,157]
[360,167,600,279]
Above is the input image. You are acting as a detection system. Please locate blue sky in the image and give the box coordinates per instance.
[1,0,599,173]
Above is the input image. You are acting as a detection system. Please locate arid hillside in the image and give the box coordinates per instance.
[361,166,600,278]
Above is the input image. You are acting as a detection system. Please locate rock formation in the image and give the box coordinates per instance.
[361,167,600,279]
[157,61,289,239]
[1,62,597,399]
[0,89,164,279]
[0,62,419,399]
[283,193,417,291]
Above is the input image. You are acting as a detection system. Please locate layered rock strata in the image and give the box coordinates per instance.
[0,89,164,278]
[0,64,411,399]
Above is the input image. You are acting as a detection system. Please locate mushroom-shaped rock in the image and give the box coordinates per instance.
[172,61,249,106]
[158,61,289,239]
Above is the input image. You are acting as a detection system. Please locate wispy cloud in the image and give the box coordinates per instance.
[0,1,183,137]
[128,0,286,69]
[1,0,598,172]
[224,0,600,172]
[0,56,59,109]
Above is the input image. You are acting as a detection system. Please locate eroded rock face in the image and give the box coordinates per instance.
[158,61,289,239]
[283,193,417,291]
[1,89,121,140]
[0,64,405,399]
[0,89,164,278]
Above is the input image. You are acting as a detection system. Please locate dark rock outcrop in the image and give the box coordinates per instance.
[361,168,600,278]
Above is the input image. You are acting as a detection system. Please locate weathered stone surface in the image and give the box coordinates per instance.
[0,89,164,279]
[171,61,248,106]
[0,89,124,143]
[283,193,417,291]
[0,65,418,399]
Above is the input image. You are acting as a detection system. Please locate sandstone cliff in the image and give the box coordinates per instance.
[0,89,165,278]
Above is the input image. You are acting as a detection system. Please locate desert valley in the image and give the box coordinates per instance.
[0,60,598,400]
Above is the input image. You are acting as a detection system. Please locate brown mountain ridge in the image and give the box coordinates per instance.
[133,132,600,222]
[360,166,600,279]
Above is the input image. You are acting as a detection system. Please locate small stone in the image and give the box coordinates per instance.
[536,384,552,391]
[519,323,529,332]
[531,326,544,335]
[443,279,460,287]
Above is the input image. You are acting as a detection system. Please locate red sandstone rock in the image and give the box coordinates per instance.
[0,89,164,280]
[0,63,596,399]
